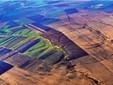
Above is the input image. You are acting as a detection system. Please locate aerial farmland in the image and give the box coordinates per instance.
[0,0,113,85]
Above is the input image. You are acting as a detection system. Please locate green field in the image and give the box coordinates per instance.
[0,26,66,64]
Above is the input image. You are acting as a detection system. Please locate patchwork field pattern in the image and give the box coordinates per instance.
[0,0,113,85]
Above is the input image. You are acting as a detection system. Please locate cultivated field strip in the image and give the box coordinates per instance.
[48,14,113,84]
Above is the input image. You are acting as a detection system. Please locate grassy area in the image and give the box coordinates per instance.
[24,37,65,62]
[24,38,52,57]
[0,37,17,46]
[10,29,41,50]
